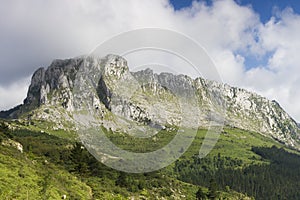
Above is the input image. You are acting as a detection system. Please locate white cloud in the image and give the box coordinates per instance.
[243,8,300,121]
[0,0,299,121]
[0,76,30,111]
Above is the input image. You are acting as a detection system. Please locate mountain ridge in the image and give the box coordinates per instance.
[1,54,299,149]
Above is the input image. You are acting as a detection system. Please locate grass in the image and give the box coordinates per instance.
[172,127,287,165]
[103,125,287,166]
[2,118,293,199]
[0,145,92,200]
[103,126,178,153]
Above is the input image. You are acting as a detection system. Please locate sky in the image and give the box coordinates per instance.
[0,0,300,122]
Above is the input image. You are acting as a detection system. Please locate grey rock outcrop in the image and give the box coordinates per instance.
[3,54,300,149]
[1,139,23,153]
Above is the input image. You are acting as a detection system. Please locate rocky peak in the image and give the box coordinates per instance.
[20,58,83,114]
[44,58,83,89]
[104,54,129,79]
[2,54,300,149]
[24,67,45,106]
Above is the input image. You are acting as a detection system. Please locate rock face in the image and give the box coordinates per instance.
[2,54,300,148]
[25,58,82,111]
[1,139,23,153]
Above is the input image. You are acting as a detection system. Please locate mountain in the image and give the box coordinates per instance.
[2,54,299,149]
[2,54,300,199]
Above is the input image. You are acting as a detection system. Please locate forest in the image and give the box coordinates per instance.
[175,146,300,199]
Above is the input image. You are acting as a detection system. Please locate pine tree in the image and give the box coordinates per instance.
[196,187,207,200]
[208,178,218,200]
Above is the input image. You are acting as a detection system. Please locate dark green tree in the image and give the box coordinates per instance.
[115,172,128,187]
[69,143,89,175]
[208,179,218,200]
[196,187,207,200]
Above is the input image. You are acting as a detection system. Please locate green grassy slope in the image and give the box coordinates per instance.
[2,119,299,199]
[0,145,92,199]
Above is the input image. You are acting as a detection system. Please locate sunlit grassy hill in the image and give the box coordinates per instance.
[1,118,300,199]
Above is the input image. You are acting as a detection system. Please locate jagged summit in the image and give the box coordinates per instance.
[1,54,300,149]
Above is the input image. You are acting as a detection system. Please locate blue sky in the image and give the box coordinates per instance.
[170,0,300,70]
[170,0,300,22]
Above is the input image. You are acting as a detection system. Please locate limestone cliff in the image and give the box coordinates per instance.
[2,54,299,148]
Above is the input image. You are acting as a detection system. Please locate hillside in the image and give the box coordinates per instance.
[1,119,256,199]
[1,54,300,199]
[1,118,300,199]
[2,55,299,149]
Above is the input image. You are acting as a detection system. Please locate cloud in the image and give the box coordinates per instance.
[0,76,30,111]
[242,8,300,121]
[0,0,299,121]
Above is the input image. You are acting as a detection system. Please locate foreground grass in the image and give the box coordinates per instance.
[0,146,92,199]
